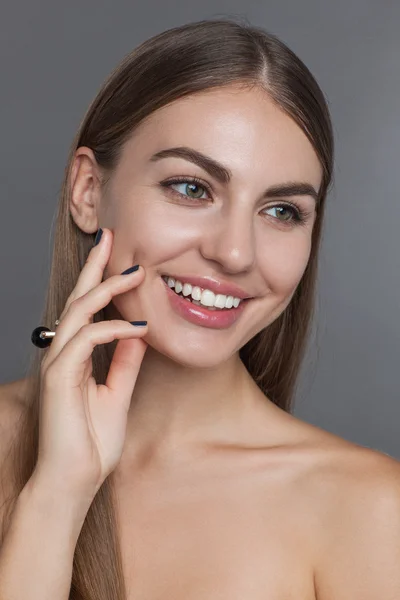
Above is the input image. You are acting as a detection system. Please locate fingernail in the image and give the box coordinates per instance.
[130,320,147,326]
[121,264,140,275]
[94,228,103,246]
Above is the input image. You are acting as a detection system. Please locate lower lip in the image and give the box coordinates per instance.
[162,278,249,329]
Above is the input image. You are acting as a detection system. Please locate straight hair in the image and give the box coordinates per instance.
[1,17,334,599]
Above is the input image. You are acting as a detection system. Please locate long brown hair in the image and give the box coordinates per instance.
[2,17,334,599]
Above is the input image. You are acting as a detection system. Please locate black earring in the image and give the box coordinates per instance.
[31,319,60,348]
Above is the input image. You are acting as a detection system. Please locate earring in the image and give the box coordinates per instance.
[31,319,60,348]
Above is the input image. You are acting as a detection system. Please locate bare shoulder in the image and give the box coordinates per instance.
[297,424,400,599]
[304,427,400,516]
[290,416,400,514]
[303,418,399,488]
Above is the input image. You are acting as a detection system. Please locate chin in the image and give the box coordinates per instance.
[143,328,238,370]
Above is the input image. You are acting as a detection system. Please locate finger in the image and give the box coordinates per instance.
[45,320,148,389]
[105,336,148,412]
[44,266,145,365]
[58,228,112,320]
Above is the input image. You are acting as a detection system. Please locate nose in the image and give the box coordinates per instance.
[199,205,256,274]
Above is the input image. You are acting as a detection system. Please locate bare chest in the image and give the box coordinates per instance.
[114,457,318,600]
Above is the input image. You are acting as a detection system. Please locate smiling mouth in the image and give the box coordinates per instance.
[160,275,250,311]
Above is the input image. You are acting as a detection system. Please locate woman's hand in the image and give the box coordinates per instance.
[33,228,148,498]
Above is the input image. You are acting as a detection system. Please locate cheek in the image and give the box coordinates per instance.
[111,196,200,267]
[259,234,312,294]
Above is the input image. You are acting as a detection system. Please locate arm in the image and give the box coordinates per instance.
[0,473,95,600]
[314,452,400,600]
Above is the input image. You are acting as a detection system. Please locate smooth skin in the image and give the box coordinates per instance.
[35,232,149,497]
[2,84,400,599]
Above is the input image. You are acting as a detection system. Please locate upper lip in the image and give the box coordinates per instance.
[162,274,254,299]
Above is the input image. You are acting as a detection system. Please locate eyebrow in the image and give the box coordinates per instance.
[150,146,319,203]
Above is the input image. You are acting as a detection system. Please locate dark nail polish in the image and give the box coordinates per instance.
[94,228,103,246]
[121,264,140,275]
[130,321,147,326]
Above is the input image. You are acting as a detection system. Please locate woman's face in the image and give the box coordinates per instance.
[87,84,322,368]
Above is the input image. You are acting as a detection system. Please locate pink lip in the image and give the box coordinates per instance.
[162,277,249,329]
[161,274,252,299]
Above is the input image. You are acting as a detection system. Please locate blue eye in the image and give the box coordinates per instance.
[263,203,314,227]
[159,177,312,227]
[263,204,301,223]
[169,181,208,200]
[160,177,210,201]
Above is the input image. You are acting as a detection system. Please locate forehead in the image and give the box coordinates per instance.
[122,85,322,190]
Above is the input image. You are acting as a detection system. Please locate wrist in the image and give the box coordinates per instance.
[22,470,95,536]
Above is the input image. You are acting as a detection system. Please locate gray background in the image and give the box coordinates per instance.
[1,1,399,458]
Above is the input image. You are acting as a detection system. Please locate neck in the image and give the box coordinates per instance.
[113,343,267,472]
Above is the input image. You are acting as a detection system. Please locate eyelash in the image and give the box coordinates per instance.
[159,176,312,227]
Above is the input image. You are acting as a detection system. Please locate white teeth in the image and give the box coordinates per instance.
[182,283,192,296]
[162,276,243,309]
[225,296,234,309]
[200,289,215,307]
[191,286,202,301]
[214,294,227,309]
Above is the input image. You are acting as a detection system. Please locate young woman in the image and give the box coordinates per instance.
[0,18,399,600]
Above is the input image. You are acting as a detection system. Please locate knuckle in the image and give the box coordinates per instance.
[70,295,84,309]
[66,288,76,302]
[107,319,124,331]
[86,257,104,278]
[66,295,87,317]
[61,298,77,319]
[79,322,96,337]
[104,274,119,291]
[65,288,79,306]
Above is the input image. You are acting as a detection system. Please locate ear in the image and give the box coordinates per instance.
[69,146,105,234]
